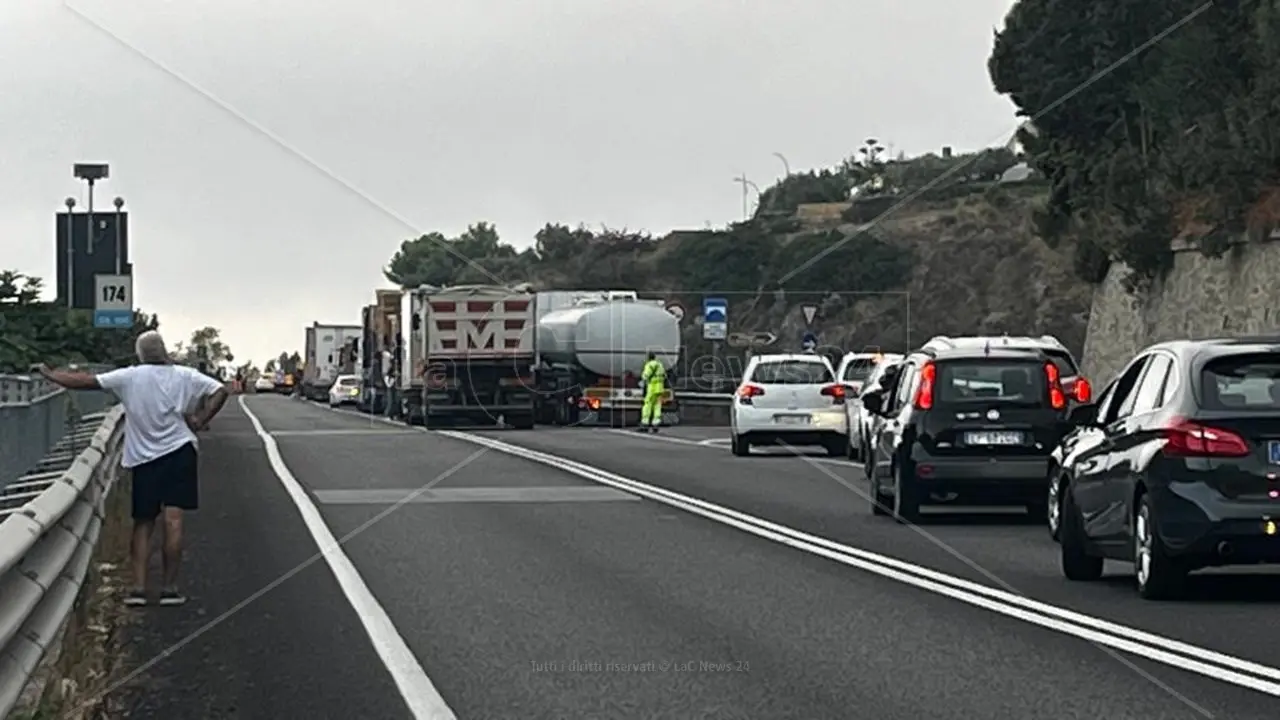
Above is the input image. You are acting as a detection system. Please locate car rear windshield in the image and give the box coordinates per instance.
[1201,354,1280,410]
[1042,349,1079,377]
[937,360,1048,405]
[842,358,878,382]
[338,377,360,386]
[751,360,833,385]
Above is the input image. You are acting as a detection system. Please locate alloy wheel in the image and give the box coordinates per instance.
[1135,506,1153,588]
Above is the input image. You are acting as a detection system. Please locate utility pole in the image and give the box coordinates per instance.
[732,175,761,220]
[63,197,76,308]
[112,197,126,274]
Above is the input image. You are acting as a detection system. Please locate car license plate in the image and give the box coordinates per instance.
[1269,441,1280,465]
[774,415,810,426]
[965,430,1022,446]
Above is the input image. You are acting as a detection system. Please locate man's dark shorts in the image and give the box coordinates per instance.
[130,442,199,520]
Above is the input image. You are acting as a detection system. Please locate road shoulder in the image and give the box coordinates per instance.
[101,400,411,719]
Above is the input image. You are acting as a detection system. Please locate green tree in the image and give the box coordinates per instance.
[989,0,1280,283]
[384,222,530,288]
[754,170,851,217]
[0,270,160,372]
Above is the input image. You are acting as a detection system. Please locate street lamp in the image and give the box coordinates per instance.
[63,197,76,308]
[112,196,125,274]
[73,163,109,255]
[773,152,791,177]
[733,175,762,220]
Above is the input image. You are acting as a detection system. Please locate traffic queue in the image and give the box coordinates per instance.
[728,333,1280,601]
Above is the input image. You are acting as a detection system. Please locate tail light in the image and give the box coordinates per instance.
[1045,363,1066,410]
[1072,377,1091,403]
[913,362,936,410]
[821,384,846,405]
[737,384,765,405]
[1162,417,1250,457]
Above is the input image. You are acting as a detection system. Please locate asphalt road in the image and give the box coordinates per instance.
[106,397,1280,718]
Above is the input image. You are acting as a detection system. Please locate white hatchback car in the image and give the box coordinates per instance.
[836,353,904,460]
[730,353,848,456]
[328,374,362,407]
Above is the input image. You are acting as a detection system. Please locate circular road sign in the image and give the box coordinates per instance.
[665,303,685,322]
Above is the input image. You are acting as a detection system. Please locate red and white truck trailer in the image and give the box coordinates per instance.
[397,284,538,428]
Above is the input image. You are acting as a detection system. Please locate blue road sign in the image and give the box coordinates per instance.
[801,330,817,350]
[702,297,727,340]
[93,309,133,328]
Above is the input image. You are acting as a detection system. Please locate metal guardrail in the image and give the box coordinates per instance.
[0,405,124,717]
[0,372,113,491]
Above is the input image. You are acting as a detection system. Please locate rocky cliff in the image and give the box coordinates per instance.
[1082,235,1280,383]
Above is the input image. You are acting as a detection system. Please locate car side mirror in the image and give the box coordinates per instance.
[861,390,883,415]
[1067,403,1098,426]
[843,383,860,398]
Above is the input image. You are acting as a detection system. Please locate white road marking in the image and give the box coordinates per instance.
[238,396,457,720]
[438,429,1280,698]
[309,400,1280,692]
[271,429,420,437]
[313,487,639,504]
[603,428,864,468]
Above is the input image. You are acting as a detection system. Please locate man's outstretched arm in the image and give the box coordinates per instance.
[38,365,102,390]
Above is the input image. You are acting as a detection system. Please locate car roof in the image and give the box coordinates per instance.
[916,346,1048,362]
[922,335,1069,353]
[1140,337,1280,366]
[754,353,830,363]
[840,352,904,362]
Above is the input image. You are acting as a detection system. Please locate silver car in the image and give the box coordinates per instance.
[838,354,904,461]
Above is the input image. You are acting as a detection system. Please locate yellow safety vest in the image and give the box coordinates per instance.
[642,359,665,385]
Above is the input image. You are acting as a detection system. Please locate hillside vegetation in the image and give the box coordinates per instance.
[383,146,1093,365]
[991,0,1280,288]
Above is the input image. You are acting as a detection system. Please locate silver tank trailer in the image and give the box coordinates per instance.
[536,302,680,378]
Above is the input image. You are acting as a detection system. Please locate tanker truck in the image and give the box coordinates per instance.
[533,290,681,427]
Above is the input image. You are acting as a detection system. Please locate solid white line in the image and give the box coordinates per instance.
[603,428,864,467]
[439,429,1280,696]
[313,401,1280,689]
[237,396,457,720]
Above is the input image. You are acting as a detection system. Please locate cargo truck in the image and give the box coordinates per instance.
[302,322,362,401]
[532,290,682,427]
[358,290,404,414]
[397,284,537,428]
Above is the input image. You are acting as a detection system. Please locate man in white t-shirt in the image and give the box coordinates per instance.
[39,330,229,607]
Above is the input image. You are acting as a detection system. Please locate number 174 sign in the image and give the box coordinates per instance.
[94,274,134,329]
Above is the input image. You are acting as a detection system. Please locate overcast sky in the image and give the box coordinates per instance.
[2,0,1017,366]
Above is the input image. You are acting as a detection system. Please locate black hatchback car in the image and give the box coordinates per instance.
[1058,337,1280,599]
[860,345,1073,522]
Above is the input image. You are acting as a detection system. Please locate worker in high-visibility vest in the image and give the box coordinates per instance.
[639,351,666,433]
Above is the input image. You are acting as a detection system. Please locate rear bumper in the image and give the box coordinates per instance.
[422,403,535,426]
[734,405,848,439]
[1150,484,1280,566]
[906,450,1049,504]
[739,429,847,447]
